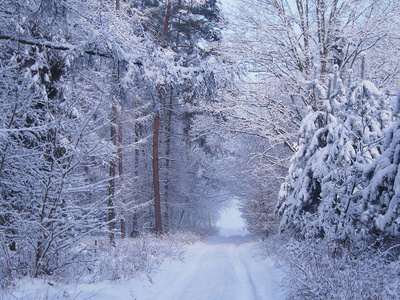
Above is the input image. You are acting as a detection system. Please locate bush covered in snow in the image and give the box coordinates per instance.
[275,58,400,298]
[276,237,400,300]
[89,235,186,282]
[276,59,393,242]
[0,232,201,291]
[361,120,400,238]
[62,232,201,283]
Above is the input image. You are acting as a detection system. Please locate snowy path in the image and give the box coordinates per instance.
[6,233,284,300]
[151,233,283,300]
[7,201,284,299]
[7,233,284,300]
[138,201,285,300]
[167,236,259,300]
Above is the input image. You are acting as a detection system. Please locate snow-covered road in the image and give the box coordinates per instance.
[138,201,284,300]
[7,201,284,299]
[7,232,284,300]
[150,233,283,300]
[165,235,259,300]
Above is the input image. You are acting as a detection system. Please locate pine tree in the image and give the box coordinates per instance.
[360,120,400,238]
[130,0,224,232]
[0,0,165,279]
[276,59,392,240]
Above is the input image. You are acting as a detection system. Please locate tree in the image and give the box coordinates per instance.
[226,0,400,111]
[0,5,229,285]
[276,58,392,240]
[0,39,112,277]
[0,0,164,279]
[216,0,400,237]
[129,0,226,233]
[219,0,400,166]
[361,120,400,238]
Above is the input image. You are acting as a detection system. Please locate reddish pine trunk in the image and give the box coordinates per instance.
[163,1,172,37]
[153,111,162,235]
[152,0,171,236]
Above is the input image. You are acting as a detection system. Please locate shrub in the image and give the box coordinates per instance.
[276,238,400,299]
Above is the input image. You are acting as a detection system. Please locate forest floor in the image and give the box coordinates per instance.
[4,230,284,300]
[5,203,284,299]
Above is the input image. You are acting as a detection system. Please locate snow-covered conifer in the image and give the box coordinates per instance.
[361,121,400,237]
[276,60,392,240]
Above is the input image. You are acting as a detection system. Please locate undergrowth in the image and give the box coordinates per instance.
[0,231,202,297]
[271,236,400,299]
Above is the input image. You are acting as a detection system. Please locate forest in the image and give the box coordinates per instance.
[1,0,400,299]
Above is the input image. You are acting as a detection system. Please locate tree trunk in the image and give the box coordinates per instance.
[132,110,140,237]
[163,91,173,232]
[114,0,126,240]
[178,210,185,229]
[163,1,172,37]
[153,110,162,235]
[152,0,172,236]
[118,112,126,238]
[108,104,117,245]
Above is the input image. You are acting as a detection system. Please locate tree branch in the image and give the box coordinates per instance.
[0,34,146,66]
[0,34,112,57]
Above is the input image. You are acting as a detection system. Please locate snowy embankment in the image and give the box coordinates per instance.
[3,203,284,300]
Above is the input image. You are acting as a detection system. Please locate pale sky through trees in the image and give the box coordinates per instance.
[216,198,247,236]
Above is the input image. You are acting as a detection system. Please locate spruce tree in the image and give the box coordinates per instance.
[276,60,392,241]
[361,120,400,238]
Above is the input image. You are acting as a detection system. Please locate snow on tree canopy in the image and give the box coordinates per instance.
[276,62,392,240]
[393,88,400,118]
[361,121,400,237]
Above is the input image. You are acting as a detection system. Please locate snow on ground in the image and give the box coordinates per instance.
[4,201,284,300]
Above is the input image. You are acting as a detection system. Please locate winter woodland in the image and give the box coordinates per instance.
[1,0,400,299]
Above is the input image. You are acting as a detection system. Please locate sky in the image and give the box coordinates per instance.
[216,198,248,236]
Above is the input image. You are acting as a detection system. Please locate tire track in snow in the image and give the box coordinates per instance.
[231,245,260,300]
[176,242,238,300]
[155,243,209,300]
[145,234,284,300]
[173,235,260,300]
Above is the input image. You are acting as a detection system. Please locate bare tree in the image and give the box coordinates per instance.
[225,0,400,111]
